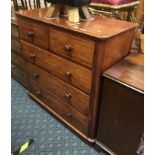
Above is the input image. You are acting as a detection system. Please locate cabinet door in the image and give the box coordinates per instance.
[96,78,144,155]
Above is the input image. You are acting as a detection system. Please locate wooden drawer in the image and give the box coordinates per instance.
[11,52,25,69]
[11,63,27,85]
[11,39,20,54]
[49,29,95,68]
[26,62,90,116]
[11,24,19,39]
[18,18,49,49]
[21,41,92,94]
[29,80,89,135]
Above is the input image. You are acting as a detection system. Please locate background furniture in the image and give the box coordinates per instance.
[89,1,139,21]
[11,19,28,87]
[15,8,137,142]
[95,53,144,155]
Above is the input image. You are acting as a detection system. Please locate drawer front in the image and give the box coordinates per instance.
[11,63,27,84]
[21,41,92,94]
[11,52,25,69]
[29,80,89,135]
[11,39,20,54]
[18,18,49,49]
[50,29,95,68]
[26,62,90,116]
[11,24,19,39]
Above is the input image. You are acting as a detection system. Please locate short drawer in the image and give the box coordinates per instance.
[29,80,89,136]
[11,39,20,54]
[21,41,92,94]
[50,29,95,68]
[11,24,19,39]
[26,62,90,116]
[18,18,49,49]
[11,52,25,69]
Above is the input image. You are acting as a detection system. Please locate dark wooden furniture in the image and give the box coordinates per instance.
[96,53,144,155]
[11,18,27,87]
[16,8,137,142]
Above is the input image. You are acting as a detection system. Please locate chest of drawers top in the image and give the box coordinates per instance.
[15,8,137,41]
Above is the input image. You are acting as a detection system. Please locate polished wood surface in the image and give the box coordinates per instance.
[49,28,95,68]
[103,53,144,92]
[29,80,89,135]
[16,8,137,40]
[16,8,137,142]
[18,18,49,49]
[96,77,144,155]
[21,41,92,94]
[26,62,90,116]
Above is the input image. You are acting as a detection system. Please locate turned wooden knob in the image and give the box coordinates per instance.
[27,30,34,38]
[65,93,72,99]
[65,71,72,78]
[66,113,72,118]
[32,73,40,79]
[64,44,72,52]
[29,53,36,59]
[36,90,42,97]
[11,64,15,69]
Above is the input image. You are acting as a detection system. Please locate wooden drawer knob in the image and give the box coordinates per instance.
[36,90,42,97]
[64,44,72,52]
[27,30,34,38]
[11,64,15,69]
[32,73,40,79]
[66,113,72,118]
[65,93,72,99]
[29,53,36,59]
[65,71,72,78]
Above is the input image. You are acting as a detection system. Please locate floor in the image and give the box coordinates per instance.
[11,78,108,155]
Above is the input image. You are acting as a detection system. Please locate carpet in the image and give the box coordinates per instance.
[11,78,108,155]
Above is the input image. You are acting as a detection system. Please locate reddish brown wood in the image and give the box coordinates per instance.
[26,62,91,116]
[21,41,92,94]
[29,80,89,135]
[16,8,137,143]
[18,17,49,49]
[15,8,137,40]
[49,28,95,68]
[96,77,144,155]
[104,53,144,91]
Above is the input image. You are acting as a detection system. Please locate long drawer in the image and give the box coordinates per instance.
[49,28,95,68]
[18,18,49,49]
[21,41,92,94]
[29,80,89,135]
[26,62,90,116]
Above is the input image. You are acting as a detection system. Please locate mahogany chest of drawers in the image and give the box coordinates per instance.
[11,18,27,87]
[16,8,137,142]
[96,53,144,154]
